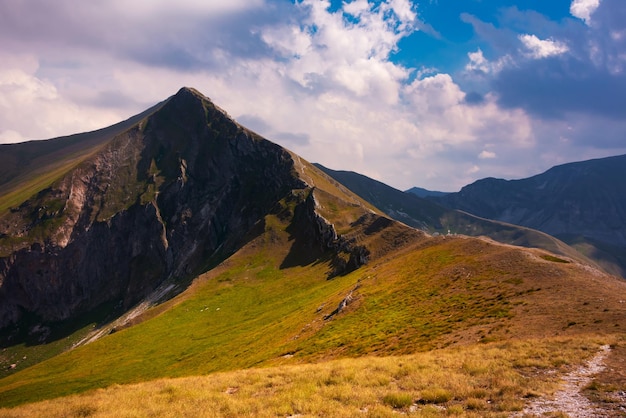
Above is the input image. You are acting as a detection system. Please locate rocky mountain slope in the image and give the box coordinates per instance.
[434,155,626,277]
[0,88,378,336]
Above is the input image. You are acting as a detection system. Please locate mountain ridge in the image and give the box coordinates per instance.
[313,163,600,271]
[433,154,626,277]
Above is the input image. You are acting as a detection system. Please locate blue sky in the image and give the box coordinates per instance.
[1,0,625,191]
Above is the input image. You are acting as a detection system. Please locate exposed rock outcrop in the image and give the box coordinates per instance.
[289,189,370,278]
[0,87,305,330]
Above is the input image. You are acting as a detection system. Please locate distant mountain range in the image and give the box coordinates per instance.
[431,155,626,277]
[405,186,448,198]
[320,155,626,277]
[314,164,601,272]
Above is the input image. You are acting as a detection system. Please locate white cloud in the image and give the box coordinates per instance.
[464,48,512,74]
[0,60,121,142]
[519,34,569,59]
[110,0,262,17]
[466,49,490,73]
[478,150,496,159]
[467,165,480,174]
[0,0,536,192]
[570,0,601,25]
[255,0,421,110]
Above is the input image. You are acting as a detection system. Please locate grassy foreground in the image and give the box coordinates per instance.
[1,159,625,414]
[0,336,617,417]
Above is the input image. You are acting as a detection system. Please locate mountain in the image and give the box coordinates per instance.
[434,155,626,277]
[314,164,594,267]
[0,87,384,337]
[405,186,448,198]
[0,88,625,416]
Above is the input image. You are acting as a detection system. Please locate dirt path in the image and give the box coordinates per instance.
[519,345,612,418]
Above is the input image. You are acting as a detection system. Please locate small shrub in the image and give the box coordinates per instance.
[419,387,452,404]
[447,404,465,415]
[382,392,413,409]
[468,388,489,399]
[74,404,97,417]
[465,397,486,410]
[540,254,570,263]
[496,398,524,412]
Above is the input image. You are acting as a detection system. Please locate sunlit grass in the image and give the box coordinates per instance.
[0,336,613,417]
[1,206,624,409]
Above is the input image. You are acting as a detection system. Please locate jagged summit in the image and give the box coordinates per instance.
[176,86,203,96]
[0,87,401,336]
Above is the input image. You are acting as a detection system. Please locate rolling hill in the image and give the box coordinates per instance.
[0,88,624,417]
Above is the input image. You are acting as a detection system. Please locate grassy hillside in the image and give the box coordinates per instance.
[436,154,626,278]
[314,163,600,270]
[0,102,624,416]
[0,178,624,411]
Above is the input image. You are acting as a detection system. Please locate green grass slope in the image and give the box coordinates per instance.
[0,176,624,409]
[0,104,624,416]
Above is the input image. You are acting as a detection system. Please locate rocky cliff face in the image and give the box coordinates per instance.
[0,88,306,330]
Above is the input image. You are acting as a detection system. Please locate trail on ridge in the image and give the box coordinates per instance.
[518,345,611,418]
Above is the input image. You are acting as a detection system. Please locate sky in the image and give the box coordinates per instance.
[1,0,625,192]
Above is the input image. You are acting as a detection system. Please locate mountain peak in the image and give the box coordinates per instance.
[0,87,304,330]
[174,86,206,100]
[167,86,233,121]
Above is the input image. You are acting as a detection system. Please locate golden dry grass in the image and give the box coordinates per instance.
[0,336,617,418]
[1,198,625,410]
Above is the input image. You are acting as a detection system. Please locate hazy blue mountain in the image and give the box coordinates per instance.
[433,154,626,277]
[314,163,595,270]
[405,186,448,198]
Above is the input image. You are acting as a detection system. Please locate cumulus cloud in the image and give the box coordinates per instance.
[570,0,601,25]
[518,34,569,59]
[456,0,626,181]
[466,49,490,73]
[0,57,121,142]
[478,150,496,159]
[259,0,418,103]
[465,48,510,75]
[462,1,626,125]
